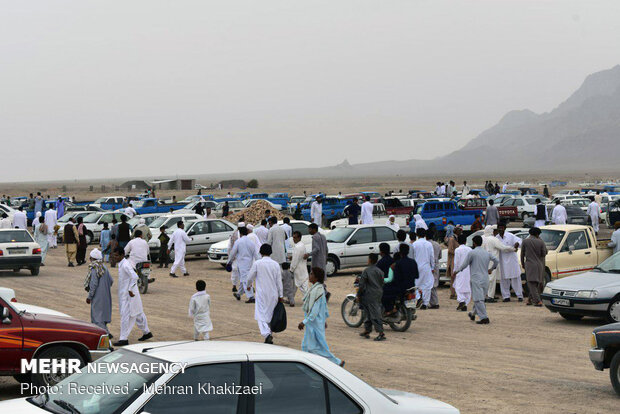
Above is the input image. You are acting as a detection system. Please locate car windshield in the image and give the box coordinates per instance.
[132,200,149,208]
[0,230,34,243]
[539,229,566,250]
[93,197,108,204]
[82,213,103,223]
[525,199,538,205]
[594,252,620,273]
[57,214,74,223]
[28,349,166,414]
[148,216,170,228]
[326,227,355,243]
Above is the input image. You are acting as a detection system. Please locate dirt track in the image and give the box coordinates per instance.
[0,247,618,413]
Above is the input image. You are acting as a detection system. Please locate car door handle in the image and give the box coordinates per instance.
[369,246,374,249]
[584,251,591,255]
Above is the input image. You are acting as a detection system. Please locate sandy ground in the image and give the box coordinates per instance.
[0,245,618,413]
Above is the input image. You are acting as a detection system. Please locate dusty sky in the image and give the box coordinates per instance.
[1,0,619,182]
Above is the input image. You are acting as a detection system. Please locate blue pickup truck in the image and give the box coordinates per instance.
[302,197,352,224]
[412,200,483,232]
[126,198,187,215]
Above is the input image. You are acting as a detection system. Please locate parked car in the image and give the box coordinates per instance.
[0,203,17,222]
[169,219,236,259]
[523,204,590,228]
[0,341,459,413]
[287,196,307,214]
[325,225,399,277]
[81,211,129,243]
[128,198,187,215]
[501,196,550,220]
[535,225,613,281]
[380,197,414,216]
[0,229,42,276]
[147,213,203,257]
[330,203,407,229]
[457,198,518,221]
[127,213,164,229]
[607,199,620,227]
[541,251,620,322]
[214,200,246,217]
[175,199,219,214]
[0,296,110,387]
[89,196,127,210]
[589,322,620,396]
[0,287,69,317]
[413,200,482,232]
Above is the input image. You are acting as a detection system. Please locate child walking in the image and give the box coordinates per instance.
[189,280,212,340]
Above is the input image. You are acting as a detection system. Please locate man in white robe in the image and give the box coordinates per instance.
[360,197,374,224]
[453,235,472,310]
[125,230,150,268]
[482,225,516,301]
[551,201,567,225]
[246,224,262,250]
[254,220,269,244]
[289,231,309,297]
[44,207,58,247]
[462,181,470,197]
[267,217,287,264]
[124,204,137,218]
[228,226,260,302]
[13,207,27,229]
[0,213,12,229]
[385,215,399,232]
[586,200,600,234]
[310,197,323,227]
[113,256,152,346]
[228,224,242,291]
[247,244,283,344]
[496,222,523,301]
[167,221,192,277]
[412,228,435,309]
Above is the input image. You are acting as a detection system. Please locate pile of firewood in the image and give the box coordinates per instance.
[224,200,289,225]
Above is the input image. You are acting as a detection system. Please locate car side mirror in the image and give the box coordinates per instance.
[347,239,357,246]
[188,231,195,236]
[568,245,575,254]
[2,307,11,324]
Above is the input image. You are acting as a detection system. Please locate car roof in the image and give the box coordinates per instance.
[540,224,589,231]
[0,228,29,232]
[341,224,391,229]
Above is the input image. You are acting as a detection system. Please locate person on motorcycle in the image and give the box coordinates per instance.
[125,229,150,269]
[376,243,394,276]
[357,253,386,341]
[133,218,152,242]
[382,243,418,317]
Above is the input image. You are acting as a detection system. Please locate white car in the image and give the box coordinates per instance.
[56,211,101,241]
[215,200,246,216]
[0,229,42,276]
[0,287,70,317]
[330,203,407,230]
[89,196,126,209]
[501,196,549,220]
[0,341,459,413]
[147,213,204,256]
[127,213,165,230]
[81,211,129,243]
[326,225,399,277]
[169,219,236,260]
[175,199,219,214]
[0,203,17,222]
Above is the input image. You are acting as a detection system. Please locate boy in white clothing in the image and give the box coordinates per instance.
[189,280,213,340]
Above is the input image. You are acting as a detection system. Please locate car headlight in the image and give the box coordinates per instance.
[576,290,598,298]
[98,335,110,350]
[590,333,597,348]
[543,286,553,295]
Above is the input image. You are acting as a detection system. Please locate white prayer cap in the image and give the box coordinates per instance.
[237,222,246,228]
[90,248,103,260]
[247,224,254,230]
[389,215,395,219]
[139,218,145,224]
[35,211,42,218]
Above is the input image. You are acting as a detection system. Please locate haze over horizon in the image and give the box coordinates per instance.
[2,1,620,182]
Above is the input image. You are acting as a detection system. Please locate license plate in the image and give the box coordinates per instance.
[551,298,570,306]
[8,248,27,255]
[404,299,417,309]
[209,254,219,259]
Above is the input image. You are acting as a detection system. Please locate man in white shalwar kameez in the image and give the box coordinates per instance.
[289,231,309,297]
[482,225,516,301]
[13,208,27,229]
[412,228,435,309]
[246,224,262,250]
[228,223,243,290]
[361,197,374,224]
[0,214,12,229]
[586,200,601,234]
[247,244,283,344]
[114,256,152,346]
[44,207,58,248]
[167,221,192,277]
[453,235,472,310]
[385,215,399,232]
[267,217,287,264]
[228,226,260,302]
[496,222,523,301]
[254,221,269,244]
[310,197,323,227]
[552,201,567,225]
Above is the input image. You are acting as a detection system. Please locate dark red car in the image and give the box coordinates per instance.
[381,197,414,216]
[0,297,111,387]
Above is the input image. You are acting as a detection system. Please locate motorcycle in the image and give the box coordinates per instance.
[136,261,155,294]
[341,276,417,332]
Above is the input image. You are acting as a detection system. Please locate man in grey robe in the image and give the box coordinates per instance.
[86,249,114,336]
[357,253,385,341]
[266,217,287,264]
[454,235,498,324]
[520,227,548,306]
[307,223,327,270]
[485,199,500,226]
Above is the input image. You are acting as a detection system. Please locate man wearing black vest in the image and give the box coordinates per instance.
[534,198,548,228]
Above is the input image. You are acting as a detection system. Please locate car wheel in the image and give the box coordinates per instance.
[31,346,85,387]
[86,231,93,245]
[325,257,338,277]
[559,313,583,321]
[606,297,620,323]
[610,351,620,397]
[522,212,529,220]
[30,266,40,276]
